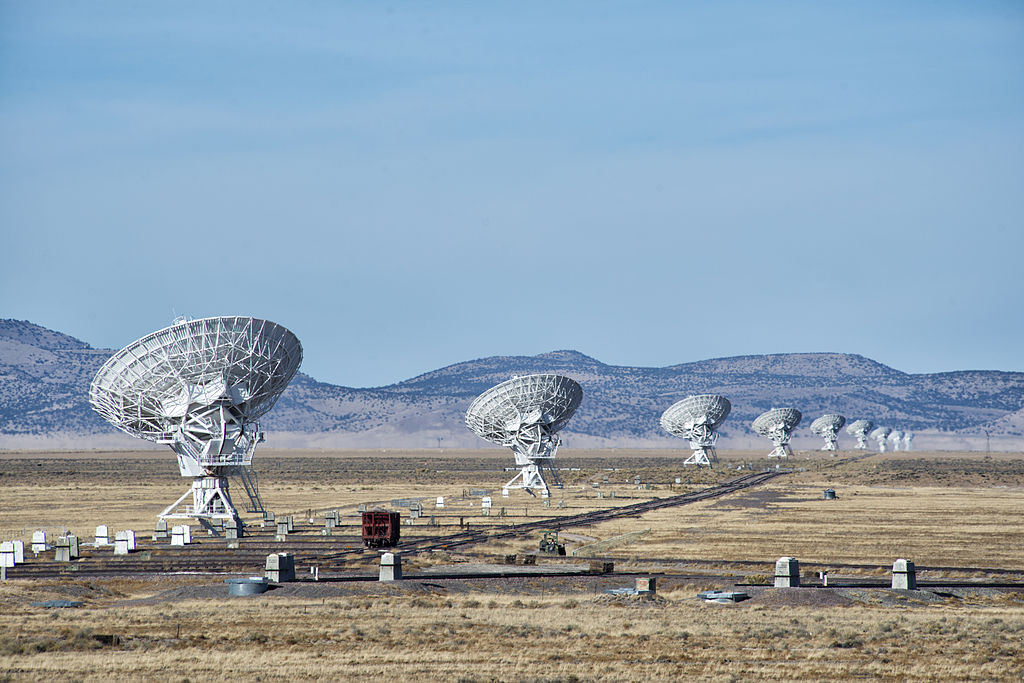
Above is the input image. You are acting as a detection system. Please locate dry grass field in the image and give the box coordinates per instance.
[2,447,1023,681]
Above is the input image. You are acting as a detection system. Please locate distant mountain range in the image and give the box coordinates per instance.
[2,318,1023,451]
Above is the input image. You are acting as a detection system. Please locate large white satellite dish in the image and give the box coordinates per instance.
[661,394,731,467]
[465,374,582,498]
[810,414,846,453]
[888,429,904,452]
[90,316,302,531]
[871,426,893,452]
[845,419,874,450]
[752,408,802,458]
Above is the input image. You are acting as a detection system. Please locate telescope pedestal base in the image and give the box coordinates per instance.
[159,476,242,532]
[767,445,793,458]
[683,447,717,467]
[503,464,551,498]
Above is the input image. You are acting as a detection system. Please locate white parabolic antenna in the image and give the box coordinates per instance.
[871,426,893,452]
[661,394,731,467]
[810,413,846,452]
[846,419,874,450]
[465,374,582,498]
[752,408,802,458]
[888,429,904,451]
[90,316,302,530]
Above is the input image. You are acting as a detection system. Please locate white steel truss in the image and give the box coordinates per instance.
[466,374,582,498]
[90,316,302,530]
[811,414,846,452]
[661,394,731,467]
[753,408,802,458]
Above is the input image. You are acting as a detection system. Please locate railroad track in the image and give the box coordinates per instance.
[8,469,789,580]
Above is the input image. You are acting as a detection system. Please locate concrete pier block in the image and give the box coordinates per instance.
[892,559,917,590]
[225,518,240,540]
[154,519,168,541]
[379,552,402,581]
[12,541,24,564]
[114,531,131,555]
[31,531,46,554]
[0,542,14,568]
[95,525,110,546]
[55,535,79,562]
[171,525,191,546]
[774,557,800,587]
[265,552,296,582]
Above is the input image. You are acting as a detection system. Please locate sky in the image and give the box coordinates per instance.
[1,1,1022,388]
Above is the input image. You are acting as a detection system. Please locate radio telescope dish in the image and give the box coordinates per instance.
[661,394,732,467]
[845,419,874,450]
[871,426,893,452]
[752,408,802,458]
[465,374,582,498]
[90,316,302,531]
[888,429,904,452]
[810,414,846,453]
[903,431,914,450]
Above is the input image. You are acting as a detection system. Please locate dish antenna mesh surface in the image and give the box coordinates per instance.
[661,394,732,467]
[810,414,846,452]
[871,426,893,452]
[846,419,875,450]
[90,316,302,529]
[465,374,582,498]
[752,408,802,458]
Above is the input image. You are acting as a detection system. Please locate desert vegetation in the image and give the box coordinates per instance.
[1,448,1023,681]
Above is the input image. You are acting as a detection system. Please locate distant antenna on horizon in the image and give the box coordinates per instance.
[753,408,802,458]
[465,374,582,498]
[888,429,904,452]
[810,414,846,453]
[661,394,732,467]
[846,419,874,450]
[871,426,893,452]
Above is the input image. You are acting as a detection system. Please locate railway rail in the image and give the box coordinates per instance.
[6,469,789,580]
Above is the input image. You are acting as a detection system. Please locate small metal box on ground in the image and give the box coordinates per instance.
[636,577,656,594]
[823,488,837,500]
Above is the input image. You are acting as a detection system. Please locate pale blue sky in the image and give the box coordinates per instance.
[2,1,1022,387]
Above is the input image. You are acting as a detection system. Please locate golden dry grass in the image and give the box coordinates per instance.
[1,448,1023,681]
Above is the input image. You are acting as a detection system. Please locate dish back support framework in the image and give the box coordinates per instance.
[846,419,875,450]
[89,316,302,531]
[752,408,802,458]
[465,374,582,498]
[660,394,732,466]
[810,414,846,452]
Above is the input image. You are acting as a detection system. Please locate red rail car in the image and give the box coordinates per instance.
[361,511,401,548]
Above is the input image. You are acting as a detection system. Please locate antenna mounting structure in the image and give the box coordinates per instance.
[661,394,731,467]
[871,426,893,452]
[845,419,875,450]
[752,408,802,458]
[810,414,846,453]
[465,374,582,498]
[888,429,904,452]
[90,316,302,532]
